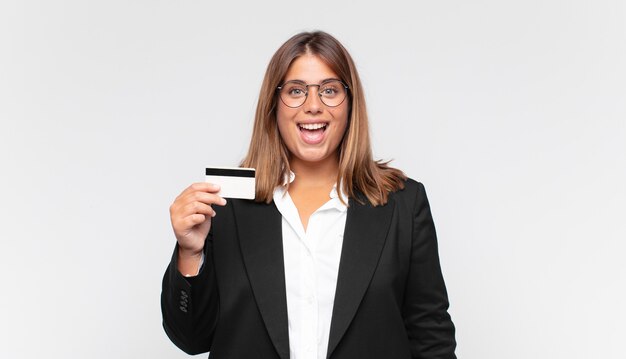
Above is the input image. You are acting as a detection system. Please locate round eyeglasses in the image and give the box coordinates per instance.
[277,79,349,108]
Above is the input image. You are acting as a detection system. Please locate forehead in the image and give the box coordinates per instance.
[284,54,338,83]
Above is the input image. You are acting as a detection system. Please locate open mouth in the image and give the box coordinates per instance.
[297,122,328,144]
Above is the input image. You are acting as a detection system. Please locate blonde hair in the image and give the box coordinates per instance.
[241,31,406,206]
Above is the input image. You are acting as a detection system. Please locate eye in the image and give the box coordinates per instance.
[284,84,306,97]
[320,83,340,97]
[289,88,304,95]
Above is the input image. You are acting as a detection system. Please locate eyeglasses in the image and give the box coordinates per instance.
[277,79,349,108]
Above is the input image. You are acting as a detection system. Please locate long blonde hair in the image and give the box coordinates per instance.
[241,31,406,206]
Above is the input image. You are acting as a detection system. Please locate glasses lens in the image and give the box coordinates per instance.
[319,80,347,107]
[280,82,307,108]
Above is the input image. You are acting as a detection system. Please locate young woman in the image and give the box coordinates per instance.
[163,31,456,359]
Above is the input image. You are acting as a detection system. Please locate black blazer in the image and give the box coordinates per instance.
[161,179,456,358]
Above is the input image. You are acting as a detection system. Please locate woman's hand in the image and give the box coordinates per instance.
[169,182,226,274]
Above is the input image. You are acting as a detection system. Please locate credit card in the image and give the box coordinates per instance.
[205,167,256,200]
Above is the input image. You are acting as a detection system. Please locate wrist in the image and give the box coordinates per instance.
[178,245,203,260]
[177,246,204,277]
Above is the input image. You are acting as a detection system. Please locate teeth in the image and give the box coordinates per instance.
[299,123,327,130]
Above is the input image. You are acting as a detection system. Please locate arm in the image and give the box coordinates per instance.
[161,182,226,355]
[161,238,219,354]
[403,182,457,359]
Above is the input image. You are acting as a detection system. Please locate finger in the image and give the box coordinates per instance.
[183,213,209,228]
[173,210,212,234]
[177,191,227,208]
[177,201,217,219]
[176,182,221,200]
[191,191,227,206]
[171,202,212,225]
[171,192,226,217]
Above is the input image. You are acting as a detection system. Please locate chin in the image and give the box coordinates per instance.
[292,148,337,164]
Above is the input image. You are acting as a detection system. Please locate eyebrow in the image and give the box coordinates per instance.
[283,77,342,85]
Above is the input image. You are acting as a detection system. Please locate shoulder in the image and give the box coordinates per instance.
[385,177,431,213]
[390,177,426,200]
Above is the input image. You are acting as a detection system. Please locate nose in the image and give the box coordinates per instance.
[303,86,323,114]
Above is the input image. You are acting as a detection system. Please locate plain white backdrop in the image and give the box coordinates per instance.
[1,0,625,358]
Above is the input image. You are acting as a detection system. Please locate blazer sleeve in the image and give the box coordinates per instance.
[161,230,219,355]
[402,182,457,358]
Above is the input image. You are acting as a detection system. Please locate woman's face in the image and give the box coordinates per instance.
[276,54,349,167]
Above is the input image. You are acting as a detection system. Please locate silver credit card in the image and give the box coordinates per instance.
[205,167,256,200]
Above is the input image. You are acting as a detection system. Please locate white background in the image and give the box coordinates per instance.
[1,0,625,358]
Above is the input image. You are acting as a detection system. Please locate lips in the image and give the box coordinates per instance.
[298,122,328,144]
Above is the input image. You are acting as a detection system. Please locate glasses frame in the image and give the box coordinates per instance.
[276,79,349,108]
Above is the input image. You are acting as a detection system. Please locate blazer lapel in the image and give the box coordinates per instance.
[234,200,290,359]
[326,196,396,358]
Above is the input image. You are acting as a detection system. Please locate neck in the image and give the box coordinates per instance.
[289,153,339,188]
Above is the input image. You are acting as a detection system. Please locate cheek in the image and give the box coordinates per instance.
[276,109,296,147]
[331,109,350,137]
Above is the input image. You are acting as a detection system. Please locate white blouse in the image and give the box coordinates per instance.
[273,181,348,359]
